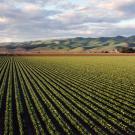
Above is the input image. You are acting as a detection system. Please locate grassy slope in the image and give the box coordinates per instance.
[0,36,135,52]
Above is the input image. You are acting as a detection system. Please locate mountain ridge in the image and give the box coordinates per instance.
[0,36,135,54]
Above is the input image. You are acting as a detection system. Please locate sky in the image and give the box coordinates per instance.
[0,0,135,42]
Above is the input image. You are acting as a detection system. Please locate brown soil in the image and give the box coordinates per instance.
[1,53,135,56]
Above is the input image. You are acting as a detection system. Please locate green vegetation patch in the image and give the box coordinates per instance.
[0,56,135,135]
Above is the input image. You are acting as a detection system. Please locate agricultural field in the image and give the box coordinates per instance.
[0,56,135,135]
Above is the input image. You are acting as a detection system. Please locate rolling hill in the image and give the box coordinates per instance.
[0,36,135,54]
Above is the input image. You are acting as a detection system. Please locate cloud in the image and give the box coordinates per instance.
[22,3,41,12]
[98,0,132,9]
[98,0,135,17]
[0,0,135,42]
[118,1,135,15]
[0,17,9,24]
[0,37,12,42]
[116,18,135,28]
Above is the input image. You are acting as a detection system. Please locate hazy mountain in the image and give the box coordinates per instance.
[0,36,135,53]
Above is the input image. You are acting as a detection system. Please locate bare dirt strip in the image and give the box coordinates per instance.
[1,53,135,56]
